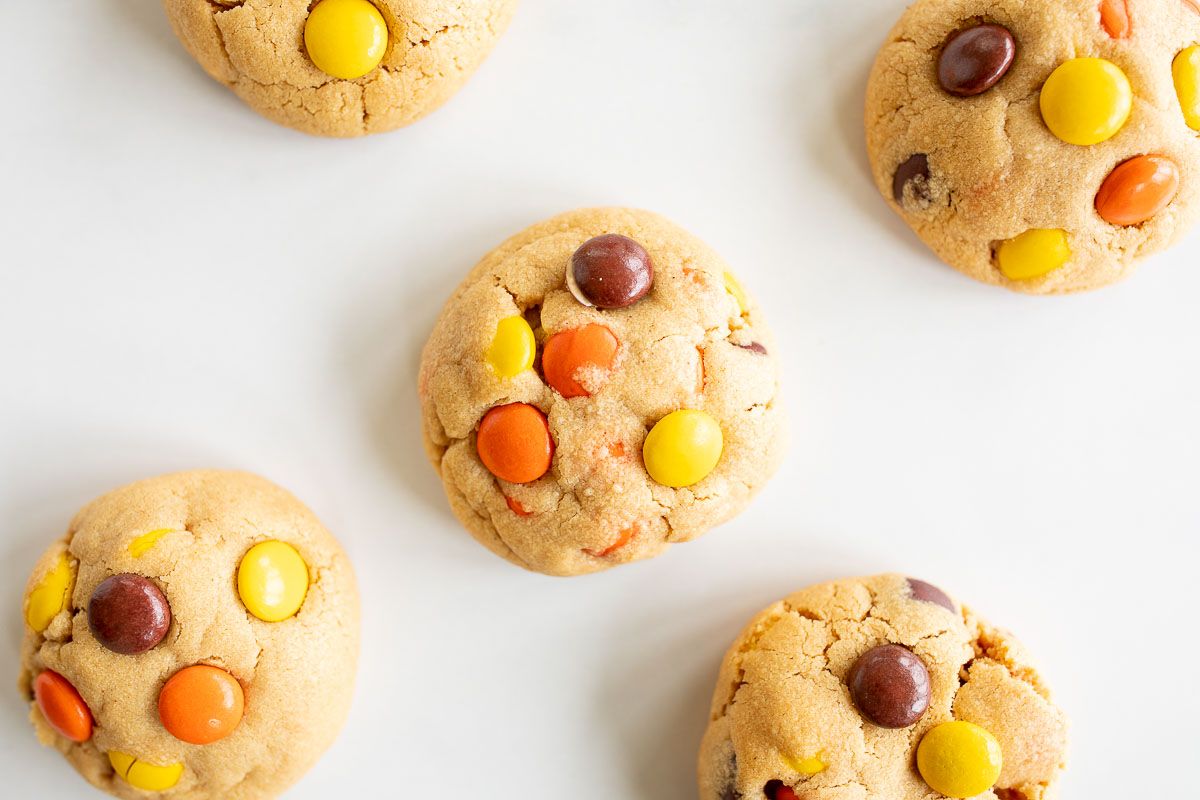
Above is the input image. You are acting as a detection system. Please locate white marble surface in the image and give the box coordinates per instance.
[2,0,1198,797]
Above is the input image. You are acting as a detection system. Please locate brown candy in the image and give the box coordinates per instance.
[938,24,1017,97]
[88,573,171,655]
[738,342,768,355]
[907,577,955,612]
[568,234,654,309]
[847,644,932,728]
[893,154,931,205]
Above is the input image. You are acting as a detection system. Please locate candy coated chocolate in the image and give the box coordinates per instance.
[938,24,1016,97]
[907,577,955,612]
[569,234,654,309]
[88,574,171,655]
[893,154,931,205]
[847,643,932,728]
[738,342,768,355]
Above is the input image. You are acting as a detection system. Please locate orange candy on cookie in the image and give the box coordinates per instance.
[158,664,245,745]
[477,403,554,484]
[33,670,93,742]
[542,324,620,398]
[1096,155,1180,227]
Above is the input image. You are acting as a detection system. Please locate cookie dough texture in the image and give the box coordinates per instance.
[866,0,1200,293]
[162,0,517,137]
[699,574,1068,800]
[19,471,360,800]
[419,208,786,577]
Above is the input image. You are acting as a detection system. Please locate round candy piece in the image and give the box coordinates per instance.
[569,234,654,309]
[893,153,931,205]
[542,324,620,398]
[937,24,1017,97]
[764,781,800,800]
[1174,45,1200,131]
[1039,58,1132,146]
[158,664,245,745]
[1095,155,1180,227]
[486,316,536,378]
[996,229,1071,281]
[108,752,184,792]
[917,720,1003,798]
[847,644,932,728]
[477,403,554,484]
[907,577,955,612]
[25,553,75,633]
[238,540,310,622]
[304,0,388,80]
[723,271,748,316]
[33,670,93,742]
[88,573,172,655]
[643,409,723,488]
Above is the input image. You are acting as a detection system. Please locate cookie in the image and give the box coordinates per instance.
[698,574,1068,800]
[418,208,787,577]
[19,471,360,800]
[865,0,1200,293]
[162,0,517,137]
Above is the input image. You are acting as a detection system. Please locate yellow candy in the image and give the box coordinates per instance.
[917,721,1003,799]
[128,528,171,558]
[108,751,184,792]
[485,316,536,378]
[1040,58,1132,145]
[784,753,826,775]
[304,0,388,80]
[643,410,723,488]
[25,554,75,633]
[237,541,309,622]
[724,271,748,316]
[1174,46,1200,131]
[996,229,1071,281]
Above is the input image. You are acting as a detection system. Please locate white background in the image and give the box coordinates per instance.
[2,0,1198,797]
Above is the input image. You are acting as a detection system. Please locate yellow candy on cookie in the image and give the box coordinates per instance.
[1039,58,1132,146]
[643,409,723,488]
[25,553,75,633]
[304,0,389,80]
[916,720,1003,799]
[237,540,310,622]
[108,751,184,792]
[996,229,1071,281]
[486,316,536,378]
[1175,45,1200,131]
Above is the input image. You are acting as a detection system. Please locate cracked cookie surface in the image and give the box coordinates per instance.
[162,0,517,137]
[865,0,1200,293]
[418,207,787,577]
[698,574,1068,800]
[19,471,360,800]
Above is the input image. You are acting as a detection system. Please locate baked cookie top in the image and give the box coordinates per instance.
[19,471,360,800]
[419,207,787,577]
[699,574,1068,800]
[162,0,517,137]
[866,0,1200,293]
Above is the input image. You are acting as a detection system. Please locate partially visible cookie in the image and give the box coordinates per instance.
[19,471,359,800]
[162,0,517,137]
[866,0,1200,293]
[698,574,1068,800]
[418,208,787,577]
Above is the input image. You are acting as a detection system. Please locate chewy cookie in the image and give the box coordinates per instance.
[866,0,1200,293]
[699,574,1068,800]
[162,0,517,137]
[19,471,359,800]
[419,208,786,577]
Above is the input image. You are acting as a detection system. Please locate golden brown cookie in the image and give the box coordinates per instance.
[419,208,787,577]
[19,471,360,800]
[699,574,1068,800]
[866,0,1200,293]
[162,0,517,137]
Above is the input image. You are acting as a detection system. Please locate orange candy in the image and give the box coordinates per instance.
[542,324,619,398]
[1095,155,1180,226]
[158,665,244,745]
[584,526,635,558]
[505,496,533,517]
[477,403,554,484]
[1099,0,1131,38]
[33,670,93,742]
